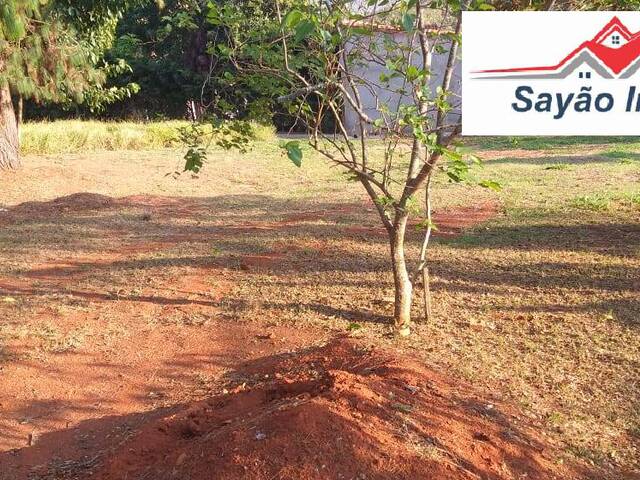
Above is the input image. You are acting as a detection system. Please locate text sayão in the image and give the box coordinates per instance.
[512,86,640,119]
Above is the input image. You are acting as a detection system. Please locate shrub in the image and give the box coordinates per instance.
[20,120,276,155]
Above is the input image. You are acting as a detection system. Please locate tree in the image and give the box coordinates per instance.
[0,0,147,169]
[102,0,211,119]
[93,0,300,123]
[183,0,500,334]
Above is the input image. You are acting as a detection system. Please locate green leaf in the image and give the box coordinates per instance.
[351,26,372,36]
[415,219,439,232]
[443,149,463,162]
[374,196,395,209]
[479,180,502,192]
[283,141,303,167]
[319,29,333,45]
[184,147,206,173]
[294,20,315,42]
[406,65,420,81]
[476,2,496,10]
[283,9,303,29]
[468,153,483,165]
[401,13,416,33]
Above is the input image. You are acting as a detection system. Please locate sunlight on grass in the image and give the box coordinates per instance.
[466,136,640,151]
[20,120,276,155]
[570,194,611,211]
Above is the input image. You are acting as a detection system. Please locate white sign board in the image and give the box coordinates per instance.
[462,12,640,135]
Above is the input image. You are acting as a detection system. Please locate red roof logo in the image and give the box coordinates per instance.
[475,17,640,79]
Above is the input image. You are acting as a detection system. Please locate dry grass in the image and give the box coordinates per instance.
[19,120,276,155]
[0,137,638,478]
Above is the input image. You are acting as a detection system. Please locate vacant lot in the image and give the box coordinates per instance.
[0,136,638,479]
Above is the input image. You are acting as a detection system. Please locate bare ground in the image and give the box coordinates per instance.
[0,145,638,479]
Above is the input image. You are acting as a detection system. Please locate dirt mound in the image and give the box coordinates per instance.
[17,192,116,212]
[91,338,573,480]
[1,193,116,226]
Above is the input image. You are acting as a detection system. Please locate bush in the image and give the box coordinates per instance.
[20,120,276,155]
[250,122,277,142]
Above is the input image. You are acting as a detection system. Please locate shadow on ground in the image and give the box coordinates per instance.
[0,192,638,479]
[0,338,585,480]
[0,192,637,326]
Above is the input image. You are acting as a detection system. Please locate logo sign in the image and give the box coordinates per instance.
[462,12,640,135]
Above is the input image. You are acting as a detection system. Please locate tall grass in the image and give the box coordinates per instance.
[20,120,276,155]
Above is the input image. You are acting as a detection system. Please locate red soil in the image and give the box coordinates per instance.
[89,338,572,480]
[0,193,574,480]
[344,202,501,238]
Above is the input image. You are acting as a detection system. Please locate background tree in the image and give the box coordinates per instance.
[184,0,500,334]
[58,0,299,125]
[97,0,211,120]
[0,0,147,169]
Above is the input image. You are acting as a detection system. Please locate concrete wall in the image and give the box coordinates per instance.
[343,32,462,136]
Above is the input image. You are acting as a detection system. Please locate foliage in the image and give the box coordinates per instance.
[20,119,183,153]
[84,0,301,122]
[99,0,209,118]
[282,140,303,167]
[177,118,275,173]
[0,0,149,112]
[19,119,275,154]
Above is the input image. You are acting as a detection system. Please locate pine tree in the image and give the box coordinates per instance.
[0,0,148,169]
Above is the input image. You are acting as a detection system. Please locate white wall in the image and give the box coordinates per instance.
[343,31,462,136]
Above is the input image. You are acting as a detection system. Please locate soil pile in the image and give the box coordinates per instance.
[91,338,573,480]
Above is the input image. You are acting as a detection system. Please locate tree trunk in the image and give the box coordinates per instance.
[422,266,431,322]
[0,83,20,170]
[390,214,412,335]
[16,95,23,133]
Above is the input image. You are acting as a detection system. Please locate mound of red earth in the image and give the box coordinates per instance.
[88,338,574,480]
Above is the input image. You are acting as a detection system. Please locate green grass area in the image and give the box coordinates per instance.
[466,135,640,151]
[424,145,639,474]
[473,149,639,216]
[19,120,276,155]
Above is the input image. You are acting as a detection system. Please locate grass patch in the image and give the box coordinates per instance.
[467,136,640,151]
[20,120,276,155]
[624,192,640,206]
[570,194,611,211]
[544,163,571,171]
[568,192,639,212]
[601,150,640,164]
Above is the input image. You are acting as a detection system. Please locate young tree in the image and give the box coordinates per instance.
[0,0,146,169]
[185,0,498,335]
